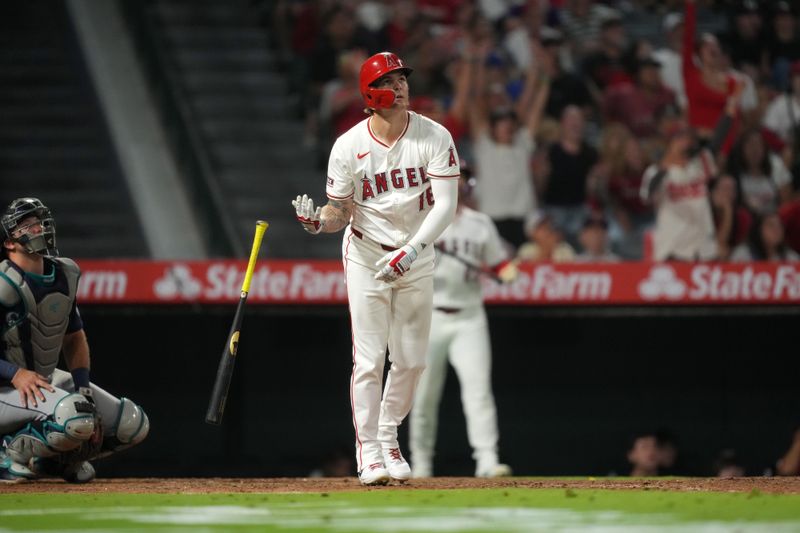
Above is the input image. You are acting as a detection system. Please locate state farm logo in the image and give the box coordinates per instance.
[637,264,800,301]
[638,265,686,300]
[154,264,203,299]
[482,265,612,301]
[152,262,347,302]
[689,264,800,300]
[77,270,127,299]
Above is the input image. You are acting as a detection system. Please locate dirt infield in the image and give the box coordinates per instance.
[3,477,800,494]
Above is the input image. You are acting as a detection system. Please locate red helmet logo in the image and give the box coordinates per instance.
[359,52,413,109]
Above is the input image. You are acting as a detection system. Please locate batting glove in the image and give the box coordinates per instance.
[292,194,323,234]
[374,244,418,282]
[496,260,520,283]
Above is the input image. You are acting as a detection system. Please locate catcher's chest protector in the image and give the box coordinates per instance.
[0,258,80,379]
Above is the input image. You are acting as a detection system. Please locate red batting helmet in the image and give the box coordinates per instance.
[359,51,413,109]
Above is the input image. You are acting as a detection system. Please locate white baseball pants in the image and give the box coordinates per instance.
[409,305,500,474]
[343,230,434,472]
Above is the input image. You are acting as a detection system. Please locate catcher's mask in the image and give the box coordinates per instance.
[1,197,59,257]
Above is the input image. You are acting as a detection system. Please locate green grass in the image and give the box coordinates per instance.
[2,488,800,532]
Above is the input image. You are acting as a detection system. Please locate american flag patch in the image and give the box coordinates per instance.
[327,177,334,186]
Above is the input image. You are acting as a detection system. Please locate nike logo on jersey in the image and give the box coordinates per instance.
[357,151,370,159]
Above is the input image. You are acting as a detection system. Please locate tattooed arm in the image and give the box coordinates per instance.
[292,194,353,235]
[319,198,354,233]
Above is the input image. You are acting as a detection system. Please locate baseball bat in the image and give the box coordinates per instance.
[205,220,269,425]
[434,243,504,283]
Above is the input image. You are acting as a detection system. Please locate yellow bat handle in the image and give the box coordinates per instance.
[241,221,268,295]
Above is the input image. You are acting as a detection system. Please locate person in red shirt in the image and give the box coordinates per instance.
[682,0,741,154]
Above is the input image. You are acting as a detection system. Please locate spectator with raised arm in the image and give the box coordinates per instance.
[640,84,742,261]
[653,12,687,110]
[682,0,741,155]
[470,37,551,249]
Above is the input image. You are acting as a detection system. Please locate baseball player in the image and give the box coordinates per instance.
[0,198,149,483]
[292,51,459,485]
[409,163,518,478]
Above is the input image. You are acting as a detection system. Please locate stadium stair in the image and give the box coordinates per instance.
[127,0,338,258]
[0,2,148,258]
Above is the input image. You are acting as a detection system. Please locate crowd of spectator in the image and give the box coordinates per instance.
[265,1,800,479]
[269,0,800,262]
[621,425,800,478]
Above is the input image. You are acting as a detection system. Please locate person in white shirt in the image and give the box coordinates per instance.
[763,61,800,145]
[409,162,518,478]
[469,39,550,248]
[653,13,688,110]
[292,51,460,486]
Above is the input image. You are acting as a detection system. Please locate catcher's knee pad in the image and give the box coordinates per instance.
[105,398,149,452]
[4,393,95,464]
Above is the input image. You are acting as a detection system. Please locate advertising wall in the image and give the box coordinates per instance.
[75,259,800,306]
[74,261,800,479]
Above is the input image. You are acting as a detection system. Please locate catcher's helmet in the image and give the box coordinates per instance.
[359,51,413,109]
[1,197,58,256]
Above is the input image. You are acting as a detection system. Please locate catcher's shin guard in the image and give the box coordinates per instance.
[3,393,95,464]
[98,398,149,458]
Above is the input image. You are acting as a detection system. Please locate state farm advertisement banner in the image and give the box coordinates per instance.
[73,260,800,305]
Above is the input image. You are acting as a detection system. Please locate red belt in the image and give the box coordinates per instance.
[435,307,462,314]
[351,228,398,252]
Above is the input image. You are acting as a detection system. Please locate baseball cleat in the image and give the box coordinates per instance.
[383,448,412,482]
[0,451,35,482]
[30,458,96,484]
[63,461,96,483]
[359,463,391,486]
[476,463,513,478]
[411,460,432,478]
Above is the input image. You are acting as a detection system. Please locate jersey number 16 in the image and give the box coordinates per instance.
[418,186,434,211]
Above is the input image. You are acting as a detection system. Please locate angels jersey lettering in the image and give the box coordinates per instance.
[327,111,460,248]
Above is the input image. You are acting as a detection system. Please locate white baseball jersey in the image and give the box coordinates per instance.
[640,152,718,261]
[329,110,459,474]
[433,207,509,309]
[326,111,460,250]
[410,206,510,477]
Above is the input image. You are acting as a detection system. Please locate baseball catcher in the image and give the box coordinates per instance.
[0,198,149,483]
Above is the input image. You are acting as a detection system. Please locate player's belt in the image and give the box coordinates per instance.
[350,228,398,252]
[434,307,462,314]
